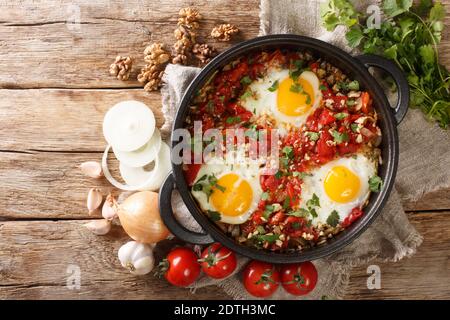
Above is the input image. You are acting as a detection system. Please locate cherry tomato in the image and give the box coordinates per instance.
[243,260,280,298]
[199,243,237,279]
[318,108,335,126]
[161,247,200,287]
[280,262,318,296]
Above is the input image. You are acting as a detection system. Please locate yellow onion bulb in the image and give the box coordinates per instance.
[117,191,169,243]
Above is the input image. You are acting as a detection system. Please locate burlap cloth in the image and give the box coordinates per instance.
[159,0,450,299]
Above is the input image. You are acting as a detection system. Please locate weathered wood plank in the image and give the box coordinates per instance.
[345,212,450,299]
[0,220,227,299]
[0,0,259,89]
[0,0,448,89]
[0,212,449,299]
[0,89,164,152]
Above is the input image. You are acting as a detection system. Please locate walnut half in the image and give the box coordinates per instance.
[109,56,133,81]
[211,24,239,42]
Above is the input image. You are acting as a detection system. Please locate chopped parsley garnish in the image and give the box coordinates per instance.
[290,82,304,93]
[369,175,383,192]
[207,210,221,222]
[334,112,349,120]
[274,171,283,179]
[261,192,270,200]
[240,90,253,100]
[226,116,241,124]
[282,146,294,159]
[319,84,328,91]
[240,76,252,85]
[254,234,279,244]
[289,59,304,80]
[263,204,275,220]
[326,210,340,227]
[305,93,312,105]
[283,196,291,210]
[287,208,310,218]
[331,130,349,144]
[192,174,226,201]
[256,225,266,235]
[346,99,356,106]
[268,80,279,92]
[350,123,360,132]
[306,193,320,208]
[293,171,312,179]
[305,131,320,141]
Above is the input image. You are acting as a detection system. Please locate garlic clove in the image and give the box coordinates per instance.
[80,161,103,179]
[87,188,103,214]
[83,219,112,235]
[102,193,118,220]
[118,241,154,275]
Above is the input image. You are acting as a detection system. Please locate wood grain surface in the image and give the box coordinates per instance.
[0,0,449,300]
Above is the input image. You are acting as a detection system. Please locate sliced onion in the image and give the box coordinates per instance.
[114,128,162,168]
[102,142,171,191]
[119,143,171,191]
[103,100,155,152]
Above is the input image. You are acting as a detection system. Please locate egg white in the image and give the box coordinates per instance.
[300,154,377,226]
[240,68,322,130]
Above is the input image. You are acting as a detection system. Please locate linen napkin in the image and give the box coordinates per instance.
[159,0,450,299]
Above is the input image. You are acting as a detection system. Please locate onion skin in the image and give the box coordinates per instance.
[117,191,169,243]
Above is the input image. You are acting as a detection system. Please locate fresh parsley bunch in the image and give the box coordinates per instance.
[321,0,450,128]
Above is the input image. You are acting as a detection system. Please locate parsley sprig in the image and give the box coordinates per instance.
[321,0,450,128]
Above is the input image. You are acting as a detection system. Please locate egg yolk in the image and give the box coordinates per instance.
[277,76,315,116]
[324,166,361,203]
[210,173,253,217]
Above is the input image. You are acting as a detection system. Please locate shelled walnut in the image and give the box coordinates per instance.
[211,24,239,42]
[192,43,215,65]
[138,43,170,92]
[172,7,201,65]
[109,56,133,81]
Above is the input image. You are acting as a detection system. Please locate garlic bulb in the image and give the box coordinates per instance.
[87,188,103,214]
[118,241,154,275]
[80,161,103,178]
[84,219,112,235]
[102,193,117,220]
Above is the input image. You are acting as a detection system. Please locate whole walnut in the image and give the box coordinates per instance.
[211,24,239,42]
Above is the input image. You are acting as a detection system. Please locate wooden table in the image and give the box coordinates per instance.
[0,0,449,300]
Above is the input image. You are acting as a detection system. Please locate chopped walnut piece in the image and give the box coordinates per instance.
[138,42,170,92]
[211,23,239,42]
[192,43,215,65]
[172,7,200,65]
[109,55,133,81]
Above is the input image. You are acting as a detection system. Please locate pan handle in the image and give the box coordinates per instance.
[159,173,214,245]
[356,54,409,125]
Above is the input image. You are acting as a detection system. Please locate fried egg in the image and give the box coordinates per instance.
[240,68,322,129]
[300,154,377,225]
[191,151,263,224]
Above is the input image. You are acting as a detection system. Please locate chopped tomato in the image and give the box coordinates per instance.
[342,207,364,228]
[260,175,279,192]
[318,108,336,126]
[267,211,284,225]
[361,92,372,114]
[309,62,319,72]
[228,62,248,83]
[338,143,359,155]
[316,131,335,158]
[332,95,348,111]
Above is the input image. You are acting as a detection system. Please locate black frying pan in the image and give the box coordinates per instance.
[159,35,409,263]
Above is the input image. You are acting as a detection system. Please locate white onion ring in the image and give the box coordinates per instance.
[102,142,171,191]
